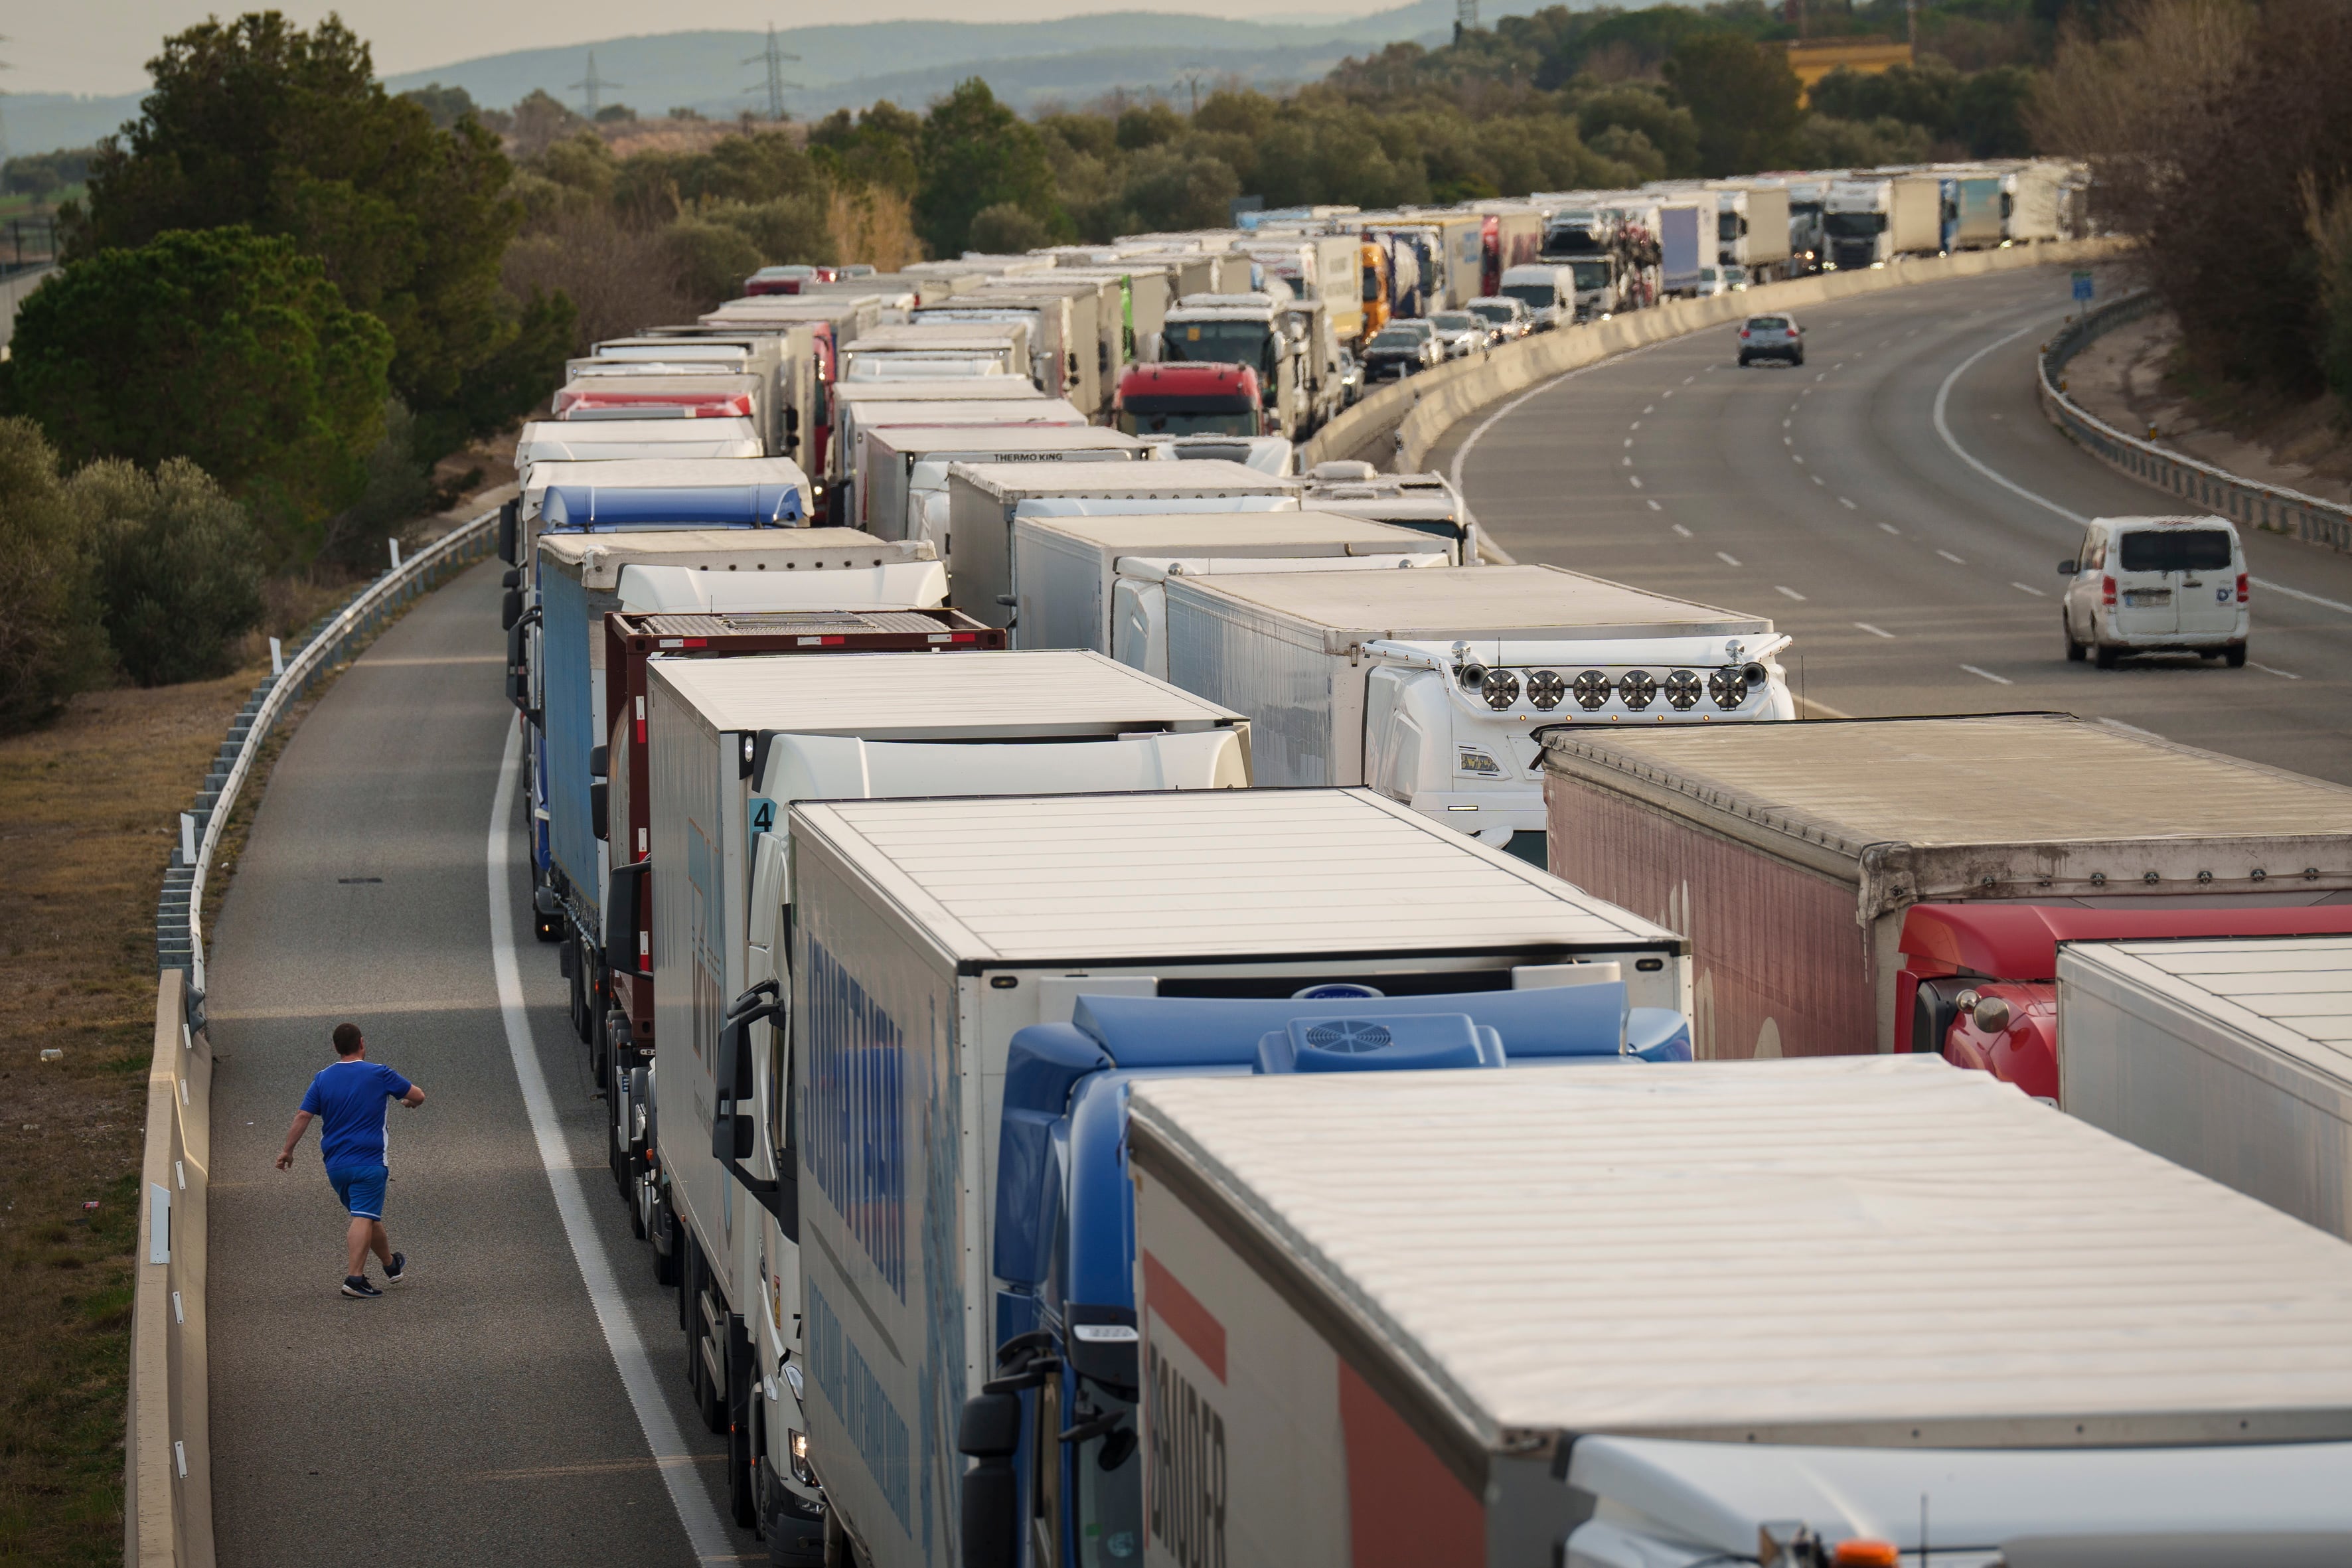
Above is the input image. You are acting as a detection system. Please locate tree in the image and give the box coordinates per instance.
[5,226,395,560]
[72,13,533,450]
[915,80,1064,258]
[966,202,1054,255]
[70,458,266,686]
[0,420,109,732]
[1577,86,1701,177]
[1666,33,1804,176]
[398,82,479,129]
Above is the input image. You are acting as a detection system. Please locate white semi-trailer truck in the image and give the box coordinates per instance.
[1125,1056,2352,1568]
[642,650,1249,1554]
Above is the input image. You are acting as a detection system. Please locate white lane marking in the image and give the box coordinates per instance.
[1775,585,1806,600]
[1448,335,1681,518]
[1839,497,1856,510]
[1783,435,1792,445]
[2252,662,2302,679]
[2011,581,2047,597]
[1960,664,2013,685]
[1855,622,1897,639]
[2258,579,2352,615]
[1928,324,2352,622]
[1792,454,1805,465]
[1936,549,1967,564]
[1643,404,1655,414]
[1801,388,1812,396]
[1629,475,1643,489]
[1622,455,1632,465]
[1672,524,1693,538]
[489,724,735,1565]
[1879,522,1901,535]
[1646,499,1662,511]
[1717,551,1743,567]
[1661,390,1674,398]
[1815,372,1828,382]
[1683,376,1694,384]
[1624,437,1634,447]
[1782,419,1792,430]
[1813,475,1825,486]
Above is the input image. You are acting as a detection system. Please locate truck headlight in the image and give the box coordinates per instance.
[1526,669,1565,710]
[1708,668,1747,709]
[1618,670,1657,710]
[1479,668,1520,710]
[1571,670,1610,711]
[1664,669,1701,710]
[789,1428,814,1486]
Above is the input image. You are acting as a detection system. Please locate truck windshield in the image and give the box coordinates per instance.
[1718,211,1739,242]
[1361,264,1381,303]
[1543,225,1601,256]
[2118,529,2233,572]
[1824,210,1887,238]
[1569,261,1611,290]
[1117,406,1258,437]
[1073,1386,1142,1567]
[1164,321,1277,384]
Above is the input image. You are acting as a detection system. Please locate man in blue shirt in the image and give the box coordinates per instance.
[275,1022,427,1298]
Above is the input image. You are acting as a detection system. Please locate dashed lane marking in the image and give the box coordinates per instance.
[1960,664,2013,685]
[1937,549,1967,565]
[1855,623,1896,639]
[1775,586,1807,600]
[1717,551,1743,567]
[2011,582,2047,597]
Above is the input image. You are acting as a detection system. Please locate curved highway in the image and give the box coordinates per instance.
[1437,265,2352,784]
[204,560,742,1566]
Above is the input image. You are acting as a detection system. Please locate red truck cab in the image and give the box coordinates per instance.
[1899,902,2352,1100]
[1114,361,1263,437]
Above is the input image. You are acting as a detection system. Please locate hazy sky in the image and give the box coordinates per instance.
[9,0,1391,94]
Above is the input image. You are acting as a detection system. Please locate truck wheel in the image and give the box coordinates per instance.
[2225,641,2248,667]
[2094,641,2120,669]
[651,1200,679,1286]
[589,995,610,1089]
[2063,615,2086,661]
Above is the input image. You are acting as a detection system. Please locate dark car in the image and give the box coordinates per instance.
[1362,325,1440,381]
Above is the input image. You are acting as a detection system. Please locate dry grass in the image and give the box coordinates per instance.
[0,667,260,1564]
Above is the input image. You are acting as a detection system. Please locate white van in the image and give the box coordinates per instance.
[1497,264,1577,330]
[2059,514,2249,667]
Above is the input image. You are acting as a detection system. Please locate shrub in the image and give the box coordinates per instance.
[69,458,266,687]
[0,420,109,732]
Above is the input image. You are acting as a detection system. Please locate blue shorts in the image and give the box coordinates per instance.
[329,1165,388,1221]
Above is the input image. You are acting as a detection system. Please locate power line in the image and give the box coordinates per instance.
[1454,0,1478,42]
[569,51,622,118]
[744,23,802,121]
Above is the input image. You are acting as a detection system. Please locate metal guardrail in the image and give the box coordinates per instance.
[155,510,502,996]
[2039,292,2352,554]
[133,506,499,1568]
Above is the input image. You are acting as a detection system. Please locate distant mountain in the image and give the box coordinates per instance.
[0,0,1510,160]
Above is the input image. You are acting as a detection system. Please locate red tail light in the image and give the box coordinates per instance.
[2236,572,2249,603]
[2101,576,2117,606]
[1739,329,1750,338]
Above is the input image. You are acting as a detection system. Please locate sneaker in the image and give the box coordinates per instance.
[341,1275,382,1299]
[384,1253,408,1285]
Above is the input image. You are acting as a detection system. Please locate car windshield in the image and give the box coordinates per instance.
[2118,528,2233,573]
[1431,313,1477,331]
[1369,331,1421,351]
[1748,317,1790,331]
[1468,303,1512,323]
[1164,320,1277,381]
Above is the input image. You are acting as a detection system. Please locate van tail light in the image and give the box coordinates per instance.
[1740,329,1750,338]
[2101,575,2117,606]
[2236,572,2249,603]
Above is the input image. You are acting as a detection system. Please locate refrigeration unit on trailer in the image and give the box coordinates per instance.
[1162,564,1789,858]
[509,457,814,572]
[858,424,1149,549]
[944,459,1301,630]
[1009,510,1449,665]
[524,525,946,1067]
[643,651,1249,1555]
[1123,1056,2352,1568]
[1539,712,2352,1071]
[2058,935,2352,1241]
[780,786,1691,1568]
[1298,464,1479,561]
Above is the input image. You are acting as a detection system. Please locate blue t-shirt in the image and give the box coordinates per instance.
[299,1060,414,1173]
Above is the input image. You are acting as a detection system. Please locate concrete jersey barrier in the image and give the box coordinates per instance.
[1298,237,2130,476]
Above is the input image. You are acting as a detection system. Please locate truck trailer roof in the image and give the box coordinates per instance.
[952,459,1294,499]
[537,527,931,589]
[1168,562,1771,644]
[1127,1055,2352,1466]
[1540,713,2352,906]
[864,425,1144,458]
[789,786,1679,962]
[522,457,811,514]
[1017,510,1435,553]
[645,647,1239,739]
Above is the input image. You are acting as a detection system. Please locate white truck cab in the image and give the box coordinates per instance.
[2059,514,2249,668]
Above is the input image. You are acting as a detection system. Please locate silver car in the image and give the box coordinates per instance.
[1427,311,1490,358]
[1466,296,1533,341]
[1736,313,1804,366]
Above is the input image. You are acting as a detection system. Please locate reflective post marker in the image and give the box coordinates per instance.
[268,636,284,676]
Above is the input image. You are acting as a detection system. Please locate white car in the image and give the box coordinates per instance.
[2059,514,2249,668]
[1426,310,1491,358]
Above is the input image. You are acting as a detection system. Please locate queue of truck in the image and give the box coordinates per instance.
[480,187,2352,1568]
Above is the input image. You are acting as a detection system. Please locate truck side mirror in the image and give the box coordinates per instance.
[2058,559,2078,576]
[959,1391,1022,1568]
[502,568,522,589]
[590,781,609,842]
[712,1013,759,1162]
[589,744,608,779]
[497,498,519,565]
[501,588,523,632]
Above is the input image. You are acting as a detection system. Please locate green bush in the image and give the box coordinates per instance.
[966,202,1054,256]
[69,458,266,687]
[663,218,767,311]
[5,225,394,563]
[0,419,109,732]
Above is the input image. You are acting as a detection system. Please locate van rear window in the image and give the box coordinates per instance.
[2118,529,2233,572]
[1748,317,1789,330]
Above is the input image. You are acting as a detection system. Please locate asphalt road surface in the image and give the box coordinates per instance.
[1437,265,2352,785]
[205,559,748,1565]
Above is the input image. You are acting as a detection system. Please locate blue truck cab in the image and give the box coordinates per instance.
[961,984,1689,1568]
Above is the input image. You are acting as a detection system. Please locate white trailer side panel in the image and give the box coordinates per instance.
[1164,575,1358,785]
[2059,935,2352,1239]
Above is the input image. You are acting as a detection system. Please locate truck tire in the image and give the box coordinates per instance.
[652,1198,680,1286]
[589,990,611,1089]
